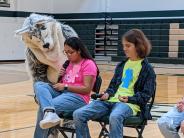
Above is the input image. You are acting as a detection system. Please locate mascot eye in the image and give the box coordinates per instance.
[40,26,46,30]
[35,24,46,30]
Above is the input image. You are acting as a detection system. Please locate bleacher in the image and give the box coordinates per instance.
[66,23,96,57]
[63,19,184,64]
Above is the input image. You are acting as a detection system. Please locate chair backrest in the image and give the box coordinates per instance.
[92,75,102,93]
[149,89,156,112]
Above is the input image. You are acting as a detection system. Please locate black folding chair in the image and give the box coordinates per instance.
[91,87,156,138]
[55,75,102,138]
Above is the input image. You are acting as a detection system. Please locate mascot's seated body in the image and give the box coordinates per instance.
[16,13,78,83]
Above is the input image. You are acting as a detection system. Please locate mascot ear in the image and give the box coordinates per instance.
[15,26,30,35]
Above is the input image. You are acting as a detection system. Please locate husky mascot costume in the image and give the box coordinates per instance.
[16,13,78,137]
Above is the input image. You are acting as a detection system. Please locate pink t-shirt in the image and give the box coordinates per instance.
[61,59,97,103]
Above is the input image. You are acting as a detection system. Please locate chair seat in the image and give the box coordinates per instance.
[61,112,144,126]
[93,115,144,126]
[124,116,144,126]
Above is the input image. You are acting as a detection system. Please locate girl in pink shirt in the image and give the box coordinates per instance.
[61,59,97,103]
[33,37,98,138]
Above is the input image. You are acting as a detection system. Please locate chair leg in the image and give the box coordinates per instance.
[98,122,109,138]
[59,130,69,138]
[71,132,75,138]
[99,130,109,138]
[136,126,145,138]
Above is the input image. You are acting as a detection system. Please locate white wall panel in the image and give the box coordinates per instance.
[0,17,25,60]
[106,0,184,12]
[52,0,105,13]
[1,0,184,60]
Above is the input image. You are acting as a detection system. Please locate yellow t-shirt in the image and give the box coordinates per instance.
[108,59,142,115]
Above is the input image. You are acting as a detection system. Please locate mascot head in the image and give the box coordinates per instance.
[16,13,66,62]
[15,13,78,83]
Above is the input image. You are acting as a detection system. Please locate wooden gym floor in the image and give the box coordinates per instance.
[0,62,184,138]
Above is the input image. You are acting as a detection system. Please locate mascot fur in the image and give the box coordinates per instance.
[15,13,78,84]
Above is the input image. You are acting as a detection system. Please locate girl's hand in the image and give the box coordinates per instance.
[100,93,109,101]
[53,83,65,91]
[118,95,128,103]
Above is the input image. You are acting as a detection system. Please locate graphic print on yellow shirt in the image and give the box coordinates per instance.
[108,59,142,115]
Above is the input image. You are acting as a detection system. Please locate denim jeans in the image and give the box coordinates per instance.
[33,81,86,138]
[73,100,133,138]
[157,106,184,138]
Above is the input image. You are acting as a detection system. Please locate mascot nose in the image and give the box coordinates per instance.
[43,43,50,49]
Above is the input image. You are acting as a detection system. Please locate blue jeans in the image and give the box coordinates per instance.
[73,100,133,138]
[157,106,184,138]
[33,81,86,138]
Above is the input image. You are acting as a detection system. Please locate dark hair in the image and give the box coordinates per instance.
[64,37,99,76]
[64,37,93,60]
[122,29,151,58]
